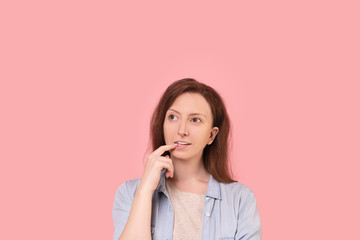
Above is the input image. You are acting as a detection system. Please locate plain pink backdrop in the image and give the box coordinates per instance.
[1,1,359,239]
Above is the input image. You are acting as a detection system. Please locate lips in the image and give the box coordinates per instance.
[174,141,191,146]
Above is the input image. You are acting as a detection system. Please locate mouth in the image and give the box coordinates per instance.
[174,141,191,146]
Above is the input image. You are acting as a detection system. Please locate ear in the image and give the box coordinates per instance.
[207,127,219,145]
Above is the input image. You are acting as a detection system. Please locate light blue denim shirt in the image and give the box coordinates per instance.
[112,170,261,240]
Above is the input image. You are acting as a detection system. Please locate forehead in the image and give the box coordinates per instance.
[168,93,212,116]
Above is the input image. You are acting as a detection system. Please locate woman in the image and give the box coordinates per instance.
[112,78,261,240]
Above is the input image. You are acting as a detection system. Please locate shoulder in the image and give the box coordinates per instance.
[115,178,142,200]
[219,181,256,205]
[220,181,255,196]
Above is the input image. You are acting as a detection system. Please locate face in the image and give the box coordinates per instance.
[163,92,219,161]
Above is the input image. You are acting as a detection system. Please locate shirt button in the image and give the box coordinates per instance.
[206,212,210,217]
[205,197,210,200]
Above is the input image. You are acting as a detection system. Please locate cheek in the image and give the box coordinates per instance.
[163,125,169,140]
[192,128,211,144]
[163,123,175,138]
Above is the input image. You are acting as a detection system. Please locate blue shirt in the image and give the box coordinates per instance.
[112,171,262,240]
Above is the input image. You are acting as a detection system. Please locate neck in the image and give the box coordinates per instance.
[170,155,210,183]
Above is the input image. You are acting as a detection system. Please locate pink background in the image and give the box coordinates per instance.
[1,1,359,239]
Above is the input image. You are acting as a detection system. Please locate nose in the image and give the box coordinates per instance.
[178,120,189,137]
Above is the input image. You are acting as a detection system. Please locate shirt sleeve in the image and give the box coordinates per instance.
[112,181,134,240]
[235,191,262,240]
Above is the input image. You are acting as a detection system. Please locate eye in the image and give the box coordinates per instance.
[191,117,201,123]
[168,114,178,120]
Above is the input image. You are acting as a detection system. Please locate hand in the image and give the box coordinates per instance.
[138,144,177,194]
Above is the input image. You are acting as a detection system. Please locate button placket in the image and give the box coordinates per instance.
[204,197,215,219]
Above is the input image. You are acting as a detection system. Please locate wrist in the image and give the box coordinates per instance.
[137,183,155,197]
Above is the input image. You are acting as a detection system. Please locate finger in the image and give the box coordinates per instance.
[165,169,174,178]
[156,157,174,177]
[156,160,174,177]
[159,157,174,170]
[152,144,177,156]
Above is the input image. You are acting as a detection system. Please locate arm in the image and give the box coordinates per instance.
[112,181,153,240]
[235,192,262,240]
[112,144,177,240]
[120,187,153,240]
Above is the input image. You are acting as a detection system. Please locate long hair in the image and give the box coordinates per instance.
[150,78,234,183]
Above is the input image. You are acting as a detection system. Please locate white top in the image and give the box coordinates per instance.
[165,179,206,240]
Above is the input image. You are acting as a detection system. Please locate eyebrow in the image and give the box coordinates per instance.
[167,108,207,119]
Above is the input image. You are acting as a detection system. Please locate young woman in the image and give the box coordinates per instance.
[112,78,261,240]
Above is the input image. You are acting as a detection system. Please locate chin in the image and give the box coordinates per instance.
[171,150,202,161]
[170,151,191,160]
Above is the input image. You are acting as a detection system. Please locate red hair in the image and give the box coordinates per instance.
[150,78,234,183]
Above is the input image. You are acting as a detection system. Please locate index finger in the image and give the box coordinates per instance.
[152,144,177,156]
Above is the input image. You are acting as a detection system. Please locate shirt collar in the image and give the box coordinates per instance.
[156,169,167,193]
[156,169,222,200]
[206,174,222,200]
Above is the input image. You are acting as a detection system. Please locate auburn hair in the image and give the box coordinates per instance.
[150,78,234,183]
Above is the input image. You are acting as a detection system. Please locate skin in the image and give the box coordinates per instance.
[163,93,219,193]
[118,93,219,240]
